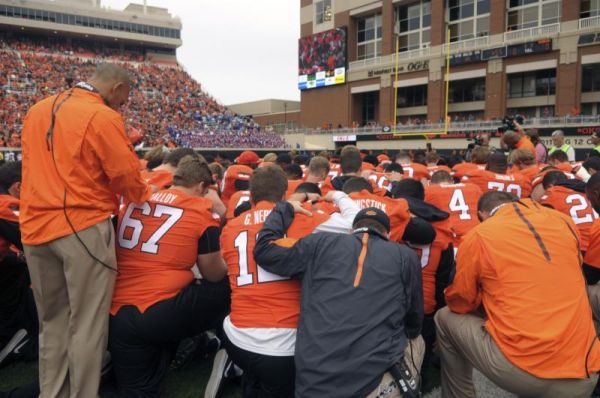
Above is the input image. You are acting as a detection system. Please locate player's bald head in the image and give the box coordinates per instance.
[586,172,600,214]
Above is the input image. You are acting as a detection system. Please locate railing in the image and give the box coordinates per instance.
[348,23,563,72]
[348,56,384,70]
[504,23,560,43]
[283,115,600,136]
[444,36,490,54]
[579,15,600,30]
[349,47,432,70]
[397,47,431,60]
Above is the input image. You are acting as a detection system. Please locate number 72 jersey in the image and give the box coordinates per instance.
[462,169,531,198]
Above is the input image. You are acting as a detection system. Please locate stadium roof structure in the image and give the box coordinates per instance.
[228,99,301,118]
[0,0,181,50]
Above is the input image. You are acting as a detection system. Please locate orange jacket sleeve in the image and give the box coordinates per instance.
[89,111,151,204]
[445,231,482,313]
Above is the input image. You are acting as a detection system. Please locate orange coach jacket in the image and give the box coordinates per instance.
[20,88,151,245]
[446,200,600,379]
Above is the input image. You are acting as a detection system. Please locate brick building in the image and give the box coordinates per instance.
[298,0,600,131]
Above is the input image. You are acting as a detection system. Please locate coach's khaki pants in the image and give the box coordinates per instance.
[365,336,425,398]
[588,283,600,331]
[434,306,597,398]
[24,219,117,398]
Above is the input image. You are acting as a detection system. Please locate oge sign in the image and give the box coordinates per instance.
[367,61,429,77]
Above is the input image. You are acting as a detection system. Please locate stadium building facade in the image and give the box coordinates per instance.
[294,0,600,152]
[0,0,181,59]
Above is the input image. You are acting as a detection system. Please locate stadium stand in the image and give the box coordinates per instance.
[0,34,287,149]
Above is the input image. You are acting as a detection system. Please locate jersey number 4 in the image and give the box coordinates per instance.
[449,189,471,220]
[234,230,289,287]
[118,202,183,253]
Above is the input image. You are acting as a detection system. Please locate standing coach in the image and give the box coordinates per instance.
[20,64,151,398]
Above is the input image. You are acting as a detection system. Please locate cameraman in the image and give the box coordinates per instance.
[501,117,535,155]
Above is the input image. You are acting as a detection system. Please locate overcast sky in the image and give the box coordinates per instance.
[102,0,300,105]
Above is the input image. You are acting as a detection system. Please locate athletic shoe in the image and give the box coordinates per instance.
[204,348,228,398]
[171,331,221,371]
[0,329,29,368]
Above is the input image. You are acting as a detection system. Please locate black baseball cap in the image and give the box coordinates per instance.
[353,207,391,233]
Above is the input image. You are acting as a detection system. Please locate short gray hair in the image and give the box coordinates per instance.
[91,64,131,85]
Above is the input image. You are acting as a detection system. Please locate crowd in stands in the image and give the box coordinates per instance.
[0,35,286,149]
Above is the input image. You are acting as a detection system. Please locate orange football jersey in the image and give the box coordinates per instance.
[463,169,531,198]
[540,186,598,251]
[367,172,392,192]
[348,190,411,242]
[112,189,219,315]
[401,163,430,181]
[425,183,482,247]
[409,217,453,315]
[221,201,330,328]
[141,169,173,191]
[530,169,577,192]
[451,163,485,180]
[328,163,341,179]
[285,179,304,198]
[555,163,574,174]
[220,165,253,206]
[513,166,544,183]
[226,190,251,220]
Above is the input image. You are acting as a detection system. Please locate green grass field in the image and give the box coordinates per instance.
[0,357,446,398]
[0,356,242,398]
[1,357,520,398]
